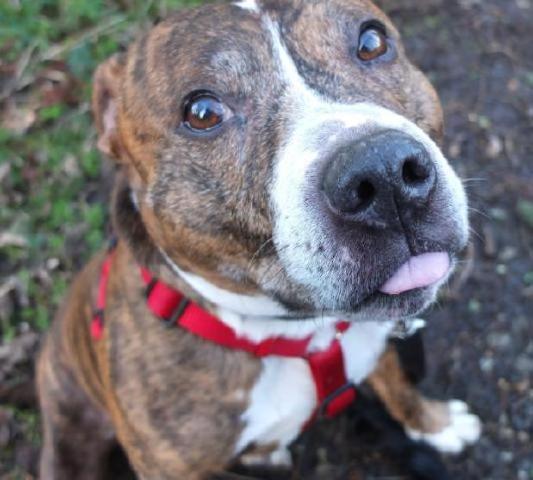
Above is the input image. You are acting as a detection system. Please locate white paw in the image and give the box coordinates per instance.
[408,400,482,454]
[239,447,292,467]
[269,447,292,466]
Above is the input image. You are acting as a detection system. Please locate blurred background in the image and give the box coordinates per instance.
[0,0,532,478]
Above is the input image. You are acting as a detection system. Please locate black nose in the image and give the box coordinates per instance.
[322,131,437,227]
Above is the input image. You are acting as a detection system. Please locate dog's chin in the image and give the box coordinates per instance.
[271,283,440,322]
[273,251,454,321]
[344,285,440,322]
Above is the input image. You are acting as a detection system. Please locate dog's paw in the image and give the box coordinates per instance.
[240,447,292,467]
[408,400,482,454]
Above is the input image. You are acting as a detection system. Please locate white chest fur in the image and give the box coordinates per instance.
[160,253,395,459]
[235,321,394,459]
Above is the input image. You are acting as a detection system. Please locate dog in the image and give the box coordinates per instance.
[37,1,481,478]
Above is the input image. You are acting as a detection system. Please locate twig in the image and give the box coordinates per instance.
[2,15,126,99]
[0,41,37,102]
[39,15,126,63]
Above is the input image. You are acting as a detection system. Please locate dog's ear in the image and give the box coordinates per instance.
[92,53,126,161]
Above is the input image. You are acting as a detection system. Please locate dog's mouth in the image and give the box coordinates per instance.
[258,251,453,322]
[349,251,453,320]
[269,255,461,324]
[378,252,451,296]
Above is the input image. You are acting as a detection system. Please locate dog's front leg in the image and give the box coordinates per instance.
[37,340,116,480]
[367,345,481,454]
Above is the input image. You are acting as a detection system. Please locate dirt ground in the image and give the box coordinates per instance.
[1,0,532,478]
[387,1,533,478]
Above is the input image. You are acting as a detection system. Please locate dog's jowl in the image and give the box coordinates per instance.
[37,1,481,479]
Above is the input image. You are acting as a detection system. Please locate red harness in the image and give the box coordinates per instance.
[92,249,356,421]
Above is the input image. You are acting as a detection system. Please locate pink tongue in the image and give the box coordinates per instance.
[379,252,450,295]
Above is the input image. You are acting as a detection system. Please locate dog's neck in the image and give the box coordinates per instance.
[111,178,342,341]
[163,251,420,342]
[159,247,344,343]
[112,178,415,343]
[111,175,161,268]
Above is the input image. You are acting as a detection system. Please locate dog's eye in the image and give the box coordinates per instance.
[183,93,229,131]
[357,23,388,61]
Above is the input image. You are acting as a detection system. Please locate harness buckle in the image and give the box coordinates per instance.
[144,278,158,299]
[316,382,356,419]
[163,297,190,328]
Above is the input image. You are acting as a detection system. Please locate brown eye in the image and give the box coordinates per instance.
[357,25,388,61]
[183,93,228,131]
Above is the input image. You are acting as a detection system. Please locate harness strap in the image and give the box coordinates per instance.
[92,248,356,420]
[91,251,115,341]
[308,337,356,418]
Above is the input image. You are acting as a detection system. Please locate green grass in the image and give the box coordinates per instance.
[0,0,206,341]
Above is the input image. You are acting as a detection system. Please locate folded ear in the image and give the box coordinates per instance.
[92,53,126,160]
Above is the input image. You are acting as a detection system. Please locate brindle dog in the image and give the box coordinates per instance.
[37,1,480,479]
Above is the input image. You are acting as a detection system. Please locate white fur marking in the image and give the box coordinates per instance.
[236,321,393,456]
[160,249,394,458]
[234,0,260,13]
[306,323,337,352]
[161,250,346,342]
[236,357,316,454]
[341,321,394,384]
[266,20,469,305]
[161,246,393,457]
[269,447,292,466]
[130,189,139,210]
[390,318,427,339]
[408,400,482,454]
[217,310,339,343]
[407,318,427,333]
[240,447,292,467]
[161,250,287,318]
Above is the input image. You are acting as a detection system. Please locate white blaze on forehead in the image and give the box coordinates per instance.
[265,18,469,303]
[265,20,316,102]
[234,0,261,13]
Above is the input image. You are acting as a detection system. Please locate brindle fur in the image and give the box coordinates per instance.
[38,1,456,479]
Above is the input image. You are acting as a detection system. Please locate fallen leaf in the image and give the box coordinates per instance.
[0,101,36,135]
[0,232,28,248]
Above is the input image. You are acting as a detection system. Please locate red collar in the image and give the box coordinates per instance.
[92,248,356,420]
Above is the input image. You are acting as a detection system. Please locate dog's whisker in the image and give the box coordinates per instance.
[255,241,308,286]
[261,263,286,285]
[454,259,473,266]
[256,247,288,285]
[468,206,490,219]
[461,177,486,184]
[246,236,275,274]
[469,226,484,242]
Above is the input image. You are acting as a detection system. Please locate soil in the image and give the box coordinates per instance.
[1,0,532,478]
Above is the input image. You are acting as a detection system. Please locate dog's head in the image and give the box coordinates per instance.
[93,0,468,322]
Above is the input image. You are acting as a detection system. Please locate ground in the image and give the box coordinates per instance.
[0,0,532,479]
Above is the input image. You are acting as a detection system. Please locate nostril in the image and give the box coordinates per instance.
[327,178,377,215]
[402,157,430,185]
[357,180,376,208]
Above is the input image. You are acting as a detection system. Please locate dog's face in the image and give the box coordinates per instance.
[93,0,468,321]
